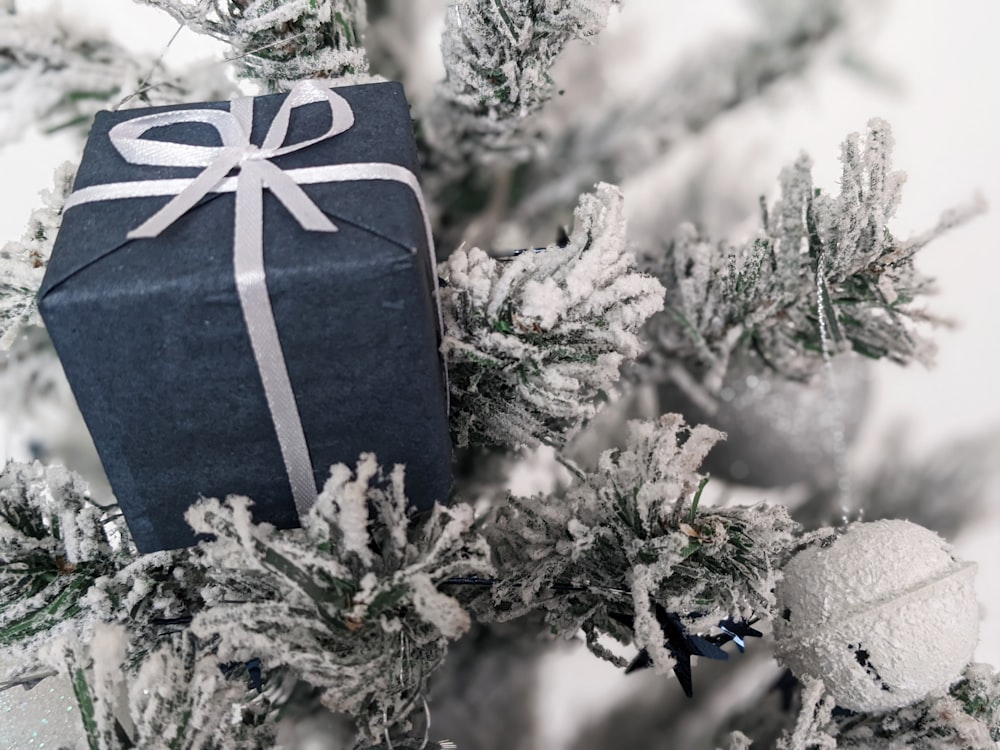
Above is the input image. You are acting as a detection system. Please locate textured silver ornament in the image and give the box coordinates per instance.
[657,351,870,487]
[773,519,979,713]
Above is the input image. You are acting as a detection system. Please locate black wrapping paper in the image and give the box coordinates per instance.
[38,82,452,553]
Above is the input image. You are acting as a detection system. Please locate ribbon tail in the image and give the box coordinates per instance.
[257,161,338,233]
[233,174,319,517]
[128,150,242,239]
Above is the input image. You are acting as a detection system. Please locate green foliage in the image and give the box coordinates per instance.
[184,454,492,743]
[1,3,992,748]
[431,0,618,163]
[481,416,799,670]
[951,664,1000,742]
[0,462,126,652]
[0,163,75,347]
[0,457,490,748]
[441,183,665,449]
[770,664,1000,749]
[641,120,985,392]
[137,0,370,91]
[64,626,277,750]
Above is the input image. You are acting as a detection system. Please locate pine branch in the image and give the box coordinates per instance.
[480,416,799,671]
[420,0,618,245]
[136,0,370,91]
[426,0,618,167]
[63,625,278,750]
[0,462,245,747]
[0,462,127,656]
[0,9,234,142]
[777,676,838,750]
[509,0,850,228]
[775,664,1000,748]
[441,183,665,449]
[0,163,75,349]
[0,457,488,747]
[640,119,985,393]
[183,455,492,744]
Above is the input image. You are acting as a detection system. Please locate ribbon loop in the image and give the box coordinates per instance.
[110,108,246,167]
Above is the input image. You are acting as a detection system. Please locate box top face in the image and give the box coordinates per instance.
[40,81,426,299]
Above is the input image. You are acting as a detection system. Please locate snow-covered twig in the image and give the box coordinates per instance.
[425,0,618,169]
[482,416,798,665]
[640,119,983,392]
[0,163,75,348]
[137,0,370,90]
[441,183,664,449]
[0,9,233,142]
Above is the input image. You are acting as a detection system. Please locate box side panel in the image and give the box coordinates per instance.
[37,80,449,552]
[268,183,452,509]
[39,221,295,552]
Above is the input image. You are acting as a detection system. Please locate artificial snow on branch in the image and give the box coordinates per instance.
[136,0,370,91]
[641,119,985,393]
[0,461,234,748]
[441,182,665,449]
[0,9,234,143]
[0,461,125,659]
[62,624,277,750]
[776,676,838,750]
[185,454,492,743]
[481,416,798,669]
[0,456,492,748]
[426,0,618,167]
[0,163,75,348]
[773,664,1000,749]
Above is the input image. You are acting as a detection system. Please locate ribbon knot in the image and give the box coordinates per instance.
[62,80,444,521]
[241,145,270,162]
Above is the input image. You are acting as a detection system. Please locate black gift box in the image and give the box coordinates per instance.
[38,81,452,553]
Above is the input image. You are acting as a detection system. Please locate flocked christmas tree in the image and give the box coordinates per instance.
[1,1,998,749]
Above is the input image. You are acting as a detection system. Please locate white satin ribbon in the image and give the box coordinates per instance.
[63,80,442,520]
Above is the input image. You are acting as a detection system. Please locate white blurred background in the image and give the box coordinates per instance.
[1,1,998,747]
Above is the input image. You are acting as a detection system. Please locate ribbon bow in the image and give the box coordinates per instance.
[65,81,440,520]
[114,82,354,241]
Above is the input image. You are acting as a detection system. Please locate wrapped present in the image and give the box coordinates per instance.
[38,81,452,552]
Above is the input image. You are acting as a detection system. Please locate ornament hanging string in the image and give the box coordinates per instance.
[814,242,860,528]
[113,23,314,112]
[114,20,185,112]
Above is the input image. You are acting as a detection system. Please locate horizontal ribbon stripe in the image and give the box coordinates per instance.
[64,162,435,263]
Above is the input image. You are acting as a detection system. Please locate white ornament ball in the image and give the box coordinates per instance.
[773,519,979,713]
